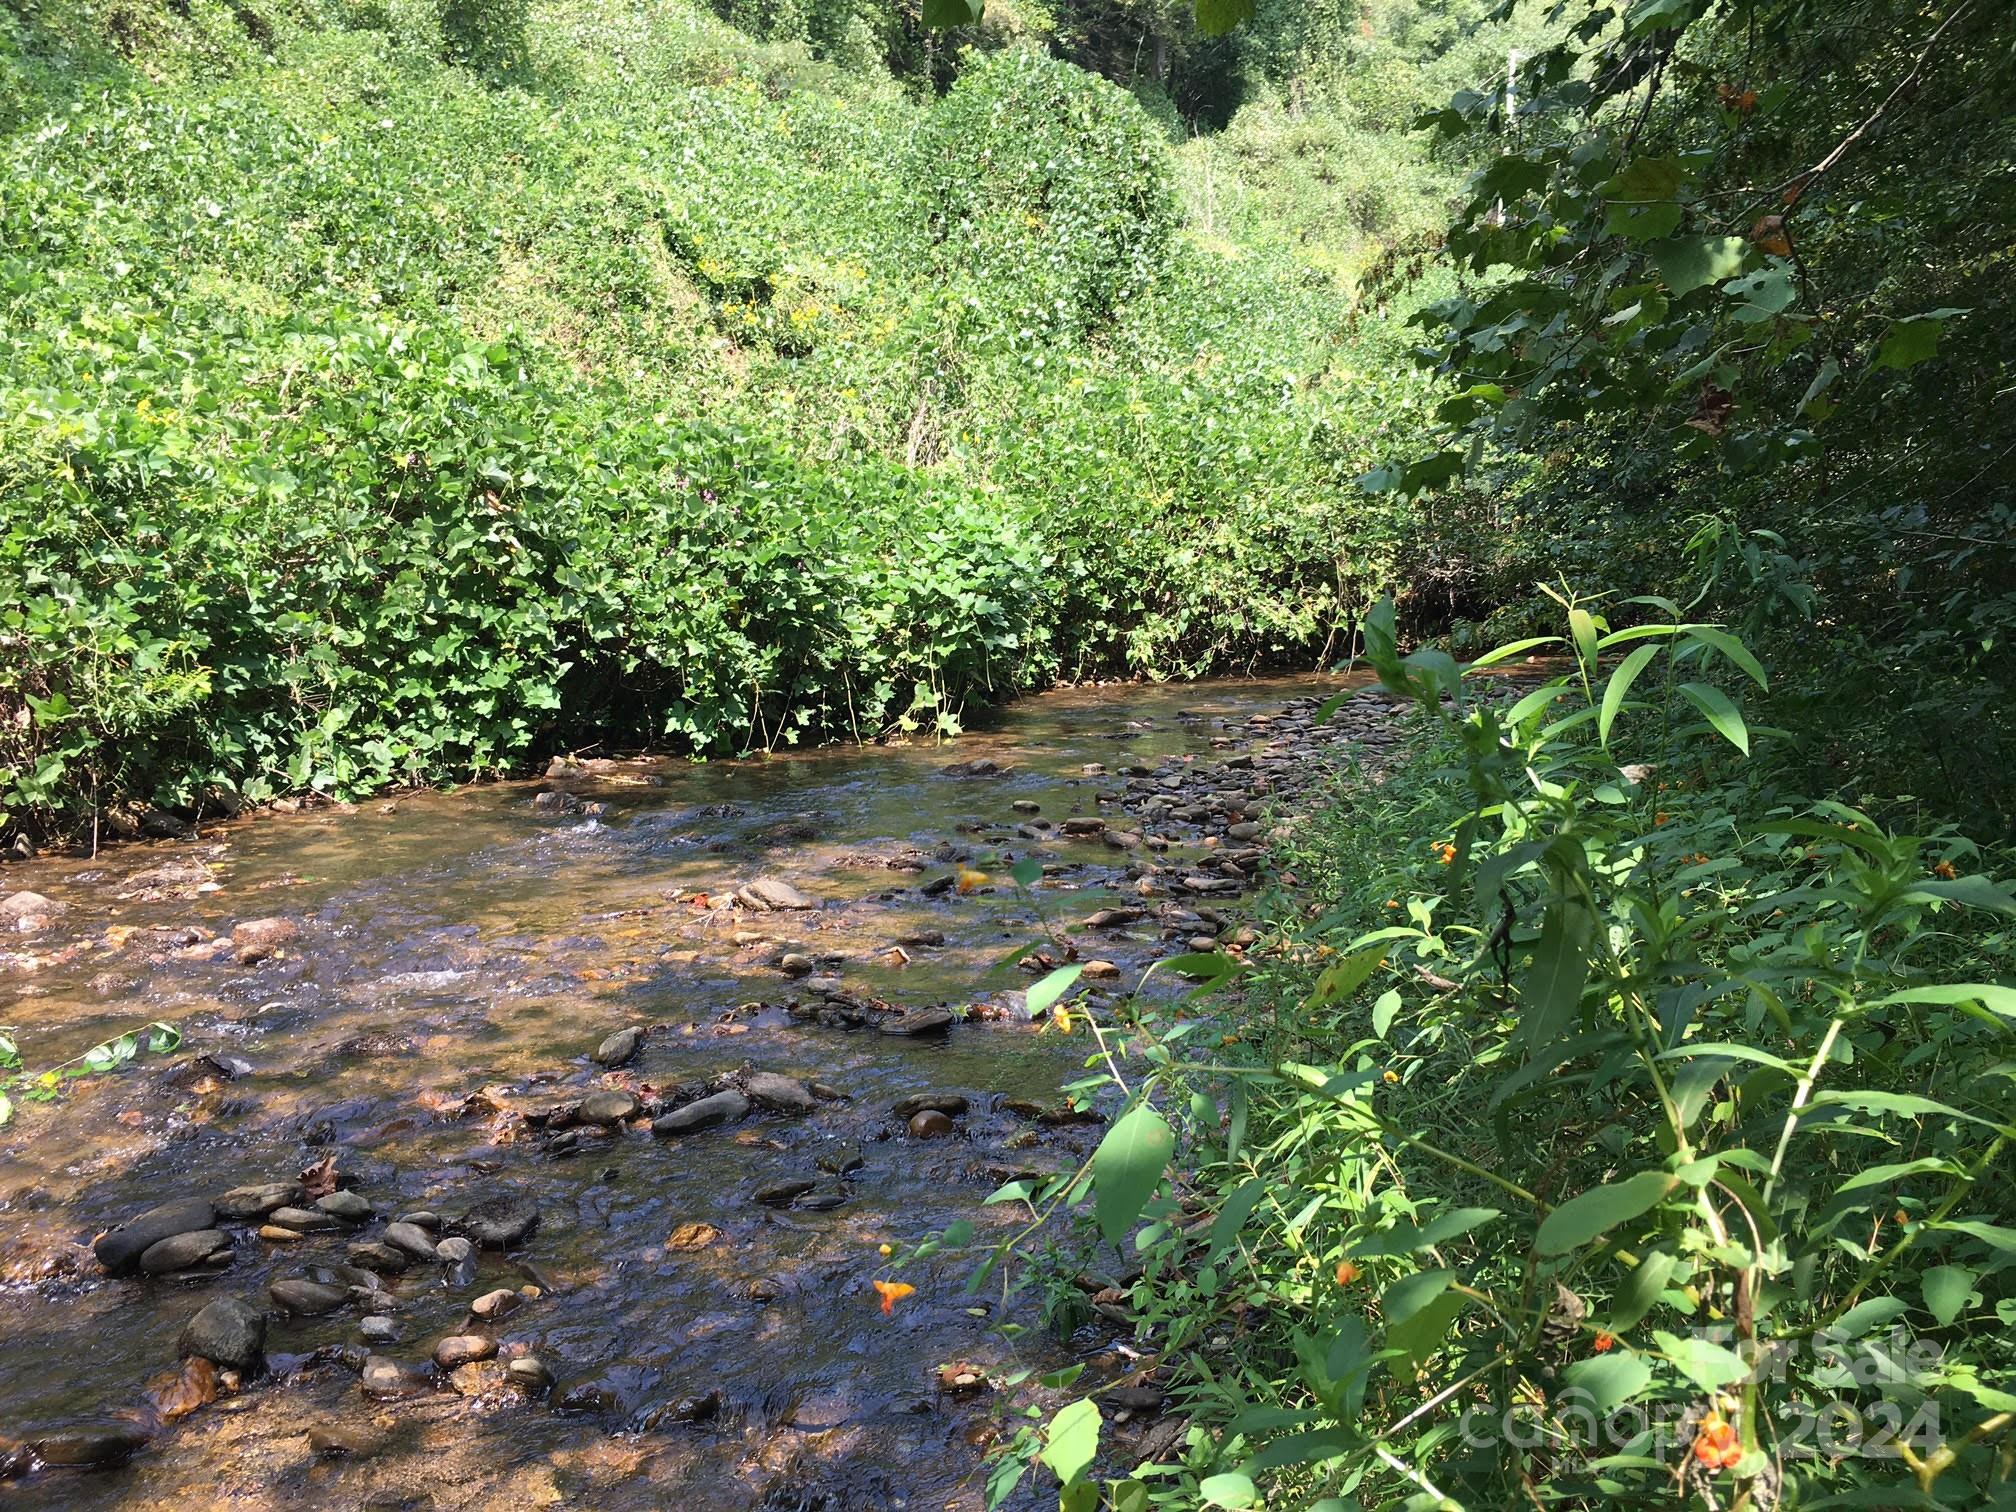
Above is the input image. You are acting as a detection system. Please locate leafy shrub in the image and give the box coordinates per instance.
[966,601,2016,1508]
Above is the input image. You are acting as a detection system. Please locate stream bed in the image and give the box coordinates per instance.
[0,674,1404,1511]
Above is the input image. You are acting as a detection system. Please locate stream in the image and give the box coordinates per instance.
[0,674,1405,1511]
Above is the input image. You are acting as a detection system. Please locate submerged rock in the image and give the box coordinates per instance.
[179,1296,266,1375]
[893,1093,968,1118]
[880,1008,954,1037]
[213,1182,303,1221]
[907,1110,955,1139]
[0,891,66,933]
[457,1194,540,1250]
[578,1089,640,1126]
[29,1423,152,1469]
[359,1356,434,1401]
[231,916,301,964]
[742,1072,817,1114]
[269,1279,348,1316]
[432,1335,496,1370]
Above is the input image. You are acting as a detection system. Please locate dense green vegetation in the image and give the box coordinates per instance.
[0,0,1503,841]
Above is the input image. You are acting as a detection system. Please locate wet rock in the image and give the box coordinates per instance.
[652,1089,749,1136]
[1226,821,1261,841]
[93,1198,217,1276]
[449,1360,508,1397]
[917,875,954,898]
[346,1242,411,1275]
[894,1092,969,1118]
[880,1007,954,1037]
[753,1179,816,1207]
[1061,817,1106,836]
[258,1225,307,1243]
[269,1279,348,1316]
[558,1382,617,1414]
[907,1110,956,1139]
[591,1025,642,1067]
[665,1222,722,1252]
[457,1194,540,1250]
[742,1072,817,1114]
[794,1184,847,1211]
[214,1182,303,1220]
[359,1316,400,1344]
[469,1288,522,1321]
[139,1228,233,1275]
[432,1334,497,1370]
[578,1089,641,1127]
[383,1222,438,1261]
[736,879,814,912]
[434,1236,474,1264]
[1102,829,1143,852]
[777,952,816,978]
[268,1206,342,1233]
[895,929,945,947]
[179,1296,266,1375]
[316,1190,373,1223]
[360,1356,434,1401]
[1082,960,1122,980]
[1010,800,1040,814]
[29,1423,152,1468]
[395,1211,442,1231]
[941,757,1006,777]
[639,1389,722,1427]
[532,790,582,814]
[231,916,301,964]
[507,1355,553,1391]
[0,891,66,933]
[815,1145,865,1175]
[308,1424,380,1458]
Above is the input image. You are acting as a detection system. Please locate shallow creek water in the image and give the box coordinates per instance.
[0,674,1381,1511]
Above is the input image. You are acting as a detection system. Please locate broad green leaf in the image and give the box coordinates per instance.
[1093,1102,1174,1244]
[1875,984,2016,1016]
[1026,964,1084,1018]
[1872,313,1961,371]
[1922,1265,1975,1326]
[1039,1398,1101,1486]
[1569,607,1601,673]
[1650,235,1748,296]
[1009,857,1043,888]
[1199,1473,1259,1509]
[921,0,982,24]
[1609,1248,1677,1331]
[1677,681,1748,754]
[1653,1329,1751,1392]
[1308,946,1389,1008]
[1893,880,2016,916]
[1536,1171,1677,1255]
[1811,1089,2004,1131]
[1353,1207,1500,1258]
[1109,1482,1151,1512]
[1833,1158,1961,1200]
[1930,1219,2016,1253]
[1563,1352,1652,1412]
[1380,1268,1452,1327]
[1833,1296,1909,1338]
[1598,642,1661,747]
[1371,988,1401,1041]
[1387,1289,1465,1378]
[1723,266,1796,321]
[1464,635,1563,671]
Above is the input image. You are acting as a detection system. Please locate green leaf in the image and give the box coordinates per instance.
[1598,642,1662,747]
[1515,899,1594,1059]
[1208,1178,1266,1262]
[1380,1268,1452,1327]
[1833,1296,1909,1338]
[1682,625,1769,689]
[1568,607,1601,673]
[1536,1172,1677,1255]
[921,0,983,25]
[1387,1289,1465,1378]
[1563,1352,1652,1412]
[1722,267,1797,322]
[1039,1398,1101,1487]
[1308,946,1388,1008]
[1650,235,1748,297]
[1199,1473,1259,1509]
[1193,0,1256,35]
[1093,1103,1174,1245]
[1353,1207,1500,1258]
[1026,964,1085,1018]
[1371,989,1401,1041]
[1811,1089,2004,1131]
[1609,1248,1677,1331]
[1872,313,1958,371]
[1677,681,1748,754]
[1009,857,1044,888]
[1922,1265,1975,1327]
[1653,1329,1751,1392]
[1930,1218,2016,1253]
[1109,1482,1151,1512]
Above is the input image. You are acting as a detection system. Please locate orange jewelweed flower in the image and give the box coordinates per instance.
[1334,1261,1360,1287]
[1933,860,1959,880]
[1434,842,1457,865]
[873,1280,916,1316]
[1382,1069,1398,1084]
[955,866,989,894]
[1592,1332,1614,1353]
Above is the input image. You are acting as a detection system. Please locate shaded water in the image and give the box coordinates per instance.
[0,675,1359,1510]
